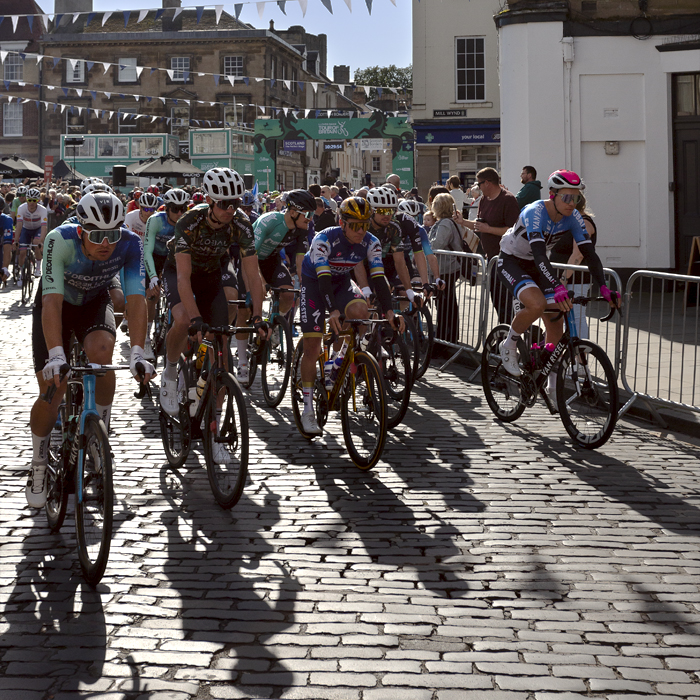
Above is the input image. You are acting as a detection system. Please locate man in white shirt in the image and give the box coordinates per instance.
[14,188,48,279]
[124,192,158,239]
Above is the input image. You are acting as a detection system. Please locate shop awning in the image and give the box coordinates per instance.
[413,123,500,146]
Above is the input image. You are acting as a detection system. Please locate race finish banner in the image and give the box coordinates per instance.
[254,114,415,191]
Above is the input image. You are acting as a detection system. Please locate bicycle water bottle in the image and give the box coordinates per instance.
[539,342,555,369]
[195,341,210,370]
[196,371,208,399]
[325,341,348,390]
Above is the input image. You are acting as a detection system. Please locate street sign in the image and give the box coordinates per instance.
[283,139,306,152]
[324,141,345,151]
[360,138,384,150]
[433,109,466,117]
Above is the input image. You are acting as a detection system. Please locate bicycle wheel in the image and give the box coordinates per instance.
[481,325,528,422]
[152,295,169,368]
[45,437,69,532]
[291,339,328,439]
[414,305,435,380]
[202,371,249,509]
[21,261,34,304]
[239,335,259,389]
[401,314,420,384]
[261,315,293,407]
[376,328,412,430]
[75,414,113,586]
[160,357,191,467]
[341,351,387,470]
[557,339,618,449]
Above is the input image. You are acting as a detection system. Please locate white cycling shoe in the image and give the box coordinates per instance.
[237,364,249,384]
[25,461,47,508]
[301,411,322,436]
[159,376,179,416]
[212,438,231,464]
[144,339,155,362]
[499,341,521,377]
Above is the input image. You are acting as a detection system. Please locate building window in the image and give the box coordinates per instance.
[64,137,95,159]
[118,107,138,133]
[292,68,298,95]
[674,73,700,117]
[132,137,163,158]
[455,37,485,102]
[66,60,85,84]
[371,156,381,172]
[170,57,190,82]
[171,105,190,142]
[118,58,138,83]
[270,56,276,81]
[4,54,23,82]
[98,137,129,158]
[223,56,244,77]
[3,103,22,137]
[282,63,288,90]
[66,106,87,134]
[192,131,227,155]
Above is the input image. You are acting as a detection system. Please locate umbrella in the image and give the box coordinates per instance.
[52,159,87,181]
[128,154,203,178]
[0,163,17,176]
[126,157,156,175]
[0,156,44,178]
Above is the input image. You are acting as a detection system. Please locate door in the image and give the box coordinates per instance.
[674,124,700,272]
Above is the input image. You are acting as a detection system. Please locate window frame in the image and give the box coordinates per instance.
[170,56,191,83]
[4,54,23,82]
[455,36,486,103]
[117,57,139,84]
[66,59,86,85]
[171,104,191,143]
[223,55,244,78]
[65,104,88,135]
[3,102,23,137]
[371,156,381,173]
[117,106,139,133]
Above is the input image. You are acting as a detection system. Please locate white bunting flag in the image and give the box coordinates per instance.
[68,58,77,71]
[134,94,140,101]
[76,88,83,96]
[227,75,236,86]
[282,107,289,116]
[102,62,111,74]
[363,85,371,97]
[60,104,66,113]
[284,80,291,90]
[255,77,264,83]
[304,109,310,117]
[41,15,50,31]
[102,12,112,26]
[72,13,80,23]
[93,109,99,117]
[338,84,345,94]
[215,5,223,24]
[77,107,83,115]
[0,51,7,63]
[109,111,114,118]
[298,0,308,17]
[104,92,111,98]
[159,97,166,104]
[137,10,148,23]
[135,66,144,77]
[151,116,158,123]
[259,106,266,114]
[11,16,19,32]
[257,2,265,19]
[389,87,398,94]
[198,73,205,77]
[311,82,318,93]
[173,7,183,20]
[167,69,175,80]
[342,0,352,9]
[183,99,190,105]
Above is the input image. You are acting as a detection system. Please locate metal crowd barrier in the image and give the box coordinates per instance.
[619,270,700,425]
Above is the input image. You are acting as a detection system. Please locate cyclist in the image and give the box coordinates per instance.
[124,191,158,239]
[143,188,190,360]
[397,199,443,288]
[14,187,48,281]
[1,208,14,284]
[189,192,205,210]
[126,190,142,213]
[159,167,268,417]
[241,191,259,224]
[11,185,27,223]
[497,169,620,391]
[27,191,153,508]
[298,196,404,436]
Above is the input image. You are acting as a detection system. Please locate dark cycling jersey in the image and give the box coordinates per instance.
[144,211,176,279]
[253,210,307,262]
[1,213,13,244]
[367,220,404,259]
[42,223,144,306]
[167,203,255,274]
[394,211,425,254]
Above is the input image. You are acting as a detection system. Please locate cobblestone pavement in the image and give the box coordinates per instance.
[2,285,700,700]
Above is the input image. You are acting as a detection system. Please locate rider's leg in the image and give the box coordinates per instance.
[164,302,189,375]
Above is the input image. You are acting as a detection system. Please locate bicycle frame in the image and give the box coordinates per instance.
[318,329,357,411]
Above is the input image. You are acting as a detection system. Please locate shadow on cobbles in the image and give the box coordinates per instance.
[158,464,300,698]
[0,522,109,698]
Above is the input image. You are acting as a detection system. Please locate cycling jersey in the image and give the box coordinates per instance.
[143,211,176,279]
[394,212,425,254]
[17,203,48,231]
[11,197,23,218]
[1,213,13,244]
[301,227,384,281]
[253,210,307,262]
[418,225,433,257]
[367,220,404,259]
[500,200,591,260]
[42,223,145,306]
[166,203,255,274]
[123,209,150,238]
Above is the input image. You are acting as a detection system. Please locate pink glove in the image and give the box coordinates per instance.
[553,285,569,305]
[600,285,619,305]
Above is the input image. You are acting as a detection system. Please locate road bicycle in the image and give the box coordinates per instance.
[20,244,37,304]
[481,295,618,449]
[43,352,144,586]
[150,285,170,369]
[291,318,388,470]
[160,322,251,509]
[411,283,437,380]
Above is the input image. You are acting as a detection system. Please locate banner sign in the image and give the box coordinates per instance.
[360,138,384,150]
[323,141,345,151]
[44,155,54,182]
[283,139,306,152]
[414,123,500,145]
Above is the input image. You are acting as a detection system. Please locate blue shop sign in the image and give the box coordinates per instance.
[283,139,307,152]
[414,124,500,145]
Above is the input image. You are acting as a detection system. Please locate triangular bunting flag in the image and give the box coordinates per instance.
[243,77,250,86]
[320,0,333,13]
[342,0,352,9]
[0,51,6,63]
[72,13,79,23]
[311,82,318,93]
[109,111,114,118]
[90,90,97,99]
[102,11,112,26]
[167,69,175,80]
[137,10,148,23]
[77,106,83,115]
[123,11,130,27]
[134,94,140,101]
[62,87,69,96]
[53,57,60,68]
[150,68,157,75]
[151,116,157,123]
[155,8,165,21]
[377,87,382,97]
[270,79,276,87]
[298,0,308,17]
[282,108,288,116]
[363,85,370,97]
[102,62,110,74]
[284,80,291,90]
[68,58,77,71]
[257,2,265,19]
[41,15,50,31]
[147,96,152,102]
[86,61,94,71]
[365,0,372,14]
[278,1,287,14]
[227,75,235,86]
[173,7,183,20]
[86,12,95,26]
[215,5,223,24]
[304,109,310,117]
[298,81,304,92]
[104,92,111,98]
[60,104,66,113]
[26,16,33,32]
[338,84,345,94]
[389,87,398,94]
[234,4,243,20]
[76,88,83,97]
[159,97,166,104]
[196,7,204,24]
[11,16,18,33]
[93,109,99,117]
[183,71,190,82]
[255,77,264,83]
[136,66,144,78]
[214,74,220,86]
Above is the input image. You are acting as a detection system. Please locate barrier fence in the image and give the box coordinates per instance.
[429,250,700,424]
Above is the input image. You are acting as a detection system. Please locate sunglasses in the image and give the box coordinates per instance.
[374,207,394,216]
[84,228,122,245]
[168,205,187,213]
[215,198,241,211]
[346,220,370,232]
[558,193,583,205]
[140,206,156,213]
[292,209,314,220]
[27,198,39,203]
[476,181,486,187]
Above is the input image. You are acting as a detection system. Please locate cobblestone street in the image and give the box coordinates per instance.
[2,286,700,700]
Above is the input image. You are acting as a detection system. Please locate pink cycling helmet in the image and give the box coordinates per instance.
[548,169,585,195]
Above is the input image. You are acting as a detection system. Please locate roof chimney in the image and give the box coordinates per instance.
[333,65,350,85]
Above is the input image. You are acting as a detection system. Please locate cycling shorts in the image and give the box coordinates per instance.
[146,254,167,286]
[221,259,239,291]
[19,227,42,248]
[32,284,116,373]
[162,263,228,328]
[3,229,13,245]
[497,253,557,303]
[259,254,293,289]
[299,274,365,337]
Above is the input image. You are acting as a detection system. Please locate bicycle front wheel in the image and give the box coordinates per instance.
[75,414,113,586]
[377,329,413,430]
[160,357,192,467]
[261,315,293,407]
[341,351,387,470]
[21,262,34,304]
[557,339,618,449]
[45,440,69,533]
[202,372,249,509]
[481,325,527,422]
[414,305,435,380]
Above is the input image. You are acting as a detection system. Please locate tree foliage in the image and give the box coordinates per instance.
[353,65,412,100]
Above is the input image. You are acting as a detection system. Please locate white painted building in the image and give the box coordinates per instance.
[411,0,503,199]
[497,0,700,272]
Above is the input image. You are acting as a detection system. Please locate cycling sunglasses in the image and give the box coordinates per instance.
[292,209,314,220]
[84,228,122,244]
[215,198,241,211]
[168,205,187,213]
[374,207,394,216]
[346,220,370,232]
[27,198,40,203]
[558,193,583,205]
[140,206,156,213]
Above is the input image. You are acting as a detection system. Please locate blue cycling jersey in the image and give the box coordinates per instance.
[0,213,13,244]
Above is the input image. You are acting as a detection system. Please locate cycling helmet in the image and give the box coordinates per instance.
[366,186,398,209]
[383,182,398,194]
[397,199,421,218]
[191,192,205,204]
[27,188,41,200]
[139,192,159,208]
[285,189,316,213]
[548,169,585,191]
[242,191,256,206]
[83,183,113,195]
[77,192,125,229]
[80,177,104,195]
[339,196,372,222]
[16,186,28,197]
[202,168,245,200]
[163,188,190,207]
[147,185,159,195]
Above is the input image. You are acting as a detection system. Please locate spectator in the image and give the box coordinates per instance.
[515,166,542,209]
[447,175,466,216]
[427,185,449,206]
[313,196,336,233]
[386,173,401,192]
[309,184,322,198]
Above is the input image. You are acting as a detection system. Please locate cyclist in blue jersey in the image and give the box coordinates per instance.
[26,192,154,508]
[1,210,14,284]
[240,191,259,224]
[396,198,444,291]
[298,197,404,436]
[497,169,620,384]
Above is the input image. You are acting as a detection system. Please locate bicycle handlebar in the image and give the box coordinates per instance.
[42,362,134,403]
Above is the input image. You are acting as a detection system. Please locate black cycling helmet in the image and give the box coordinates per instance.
[285,189,316,213]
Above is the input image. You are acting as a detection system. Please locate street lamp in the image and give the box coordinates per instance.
[64,136,85,184]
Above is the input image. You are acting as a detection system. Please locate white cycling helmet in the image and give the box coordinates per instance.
[397,199,421,218]
[367,186,398,209]
[27,188,42,200]
[83,182,113,195]
[77,192,125,229]
[163,188,190,207]
[80,177,105,195]
[202,167,245,201]
[16,186,28,197]
[139,192,159,209]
